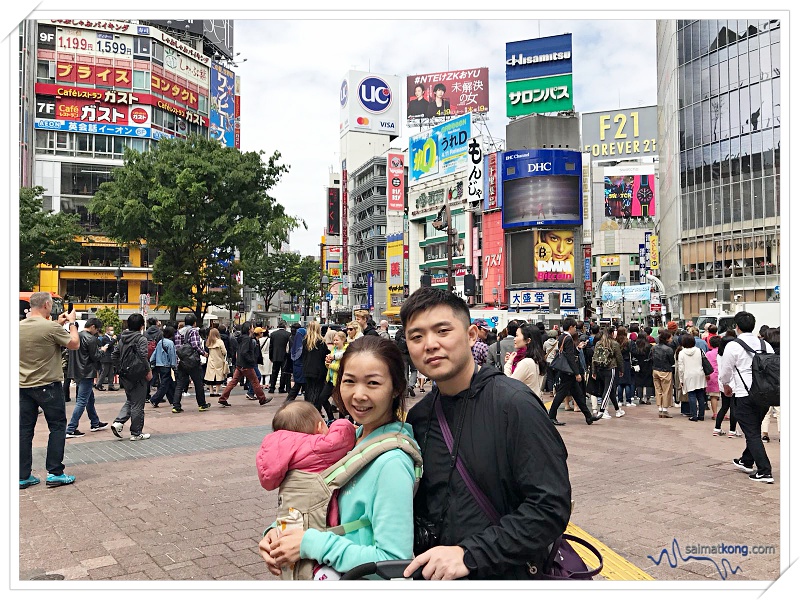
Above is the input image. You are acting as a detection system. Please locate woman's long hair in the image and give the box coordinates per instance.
[304,320,324,351]
[206,326,220,347]
[519,324,547,375]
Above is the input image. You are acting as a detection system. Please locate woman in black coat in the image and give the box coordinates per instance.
[630,336,654,404]
[615,327,634,407]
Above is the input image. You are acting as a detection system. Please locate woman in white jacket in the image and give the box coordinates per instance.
[676,334,708,422]
[504,323,548,398]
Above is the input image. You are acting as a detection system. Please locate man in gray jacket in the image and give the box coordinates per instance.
[487,319,519,369]
[65,317,109,438]
[110,314,153,441]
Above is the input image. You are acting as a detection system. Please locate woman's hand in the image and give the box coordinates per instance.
[504,352,512,363]
[258,528,282,577]
[270,528,304,569]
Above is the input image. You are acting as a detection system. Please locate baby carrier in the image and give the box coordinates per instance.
[276,432,422,580]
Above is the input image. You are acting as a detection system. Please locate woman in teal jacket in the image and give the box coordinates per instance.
[259,336,416,578]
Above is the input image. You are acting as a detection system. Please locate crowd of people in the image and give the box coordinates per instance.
[20,287,779,579]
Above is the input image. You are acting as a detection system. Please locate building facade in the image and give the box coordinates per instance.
[656,19,781,319]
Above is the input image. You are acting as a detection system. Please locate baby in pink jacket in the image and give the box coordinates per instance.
[256,400,356,491]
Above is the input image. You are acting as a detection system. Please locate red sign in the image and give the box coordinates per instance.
[406,68,490,119]
[650,303,662,312]
[481,211,505,305]
[130,107,148,124]
[487,152,498,209]
[56,98,128,124]
[56,61,132,89]
[387,153,405,211]
[151,73,198,109]
[341,167,348,274]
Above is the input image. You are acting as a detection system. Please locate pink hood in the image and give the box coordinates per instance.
[256,419,356,491]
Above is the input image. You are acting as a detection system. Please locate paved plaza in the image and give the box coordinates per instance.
[18,385,780,582]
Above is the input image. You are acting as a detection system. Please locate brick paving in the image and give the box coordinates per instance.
[18,386,780,581]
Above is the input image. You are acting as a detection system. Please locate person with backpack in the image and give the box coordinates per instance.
[260,336,418,580]
[545,318,599,427]
[719,311,777,484]
[591,327,625,419]
[217,321,272,407]
[542,329,559,395]
[760,328,780,443]
[400,288,572,580]
[109,314,153,441]
[65,317,110,438]
[149,325,177,408]
[171,314,210,413]
[144,318,163,395]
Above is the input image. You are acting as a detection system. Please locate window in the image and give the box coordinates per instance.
[76,133,93,157]
[61,163,114,196]
[133,69,149,91]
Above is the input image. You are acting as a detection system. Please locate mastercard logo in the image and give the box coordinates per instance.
[356,116,370,125]
[130,107,148,124]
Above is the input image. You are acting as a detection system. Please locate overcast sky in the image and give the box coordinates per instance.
[232,18,658,254]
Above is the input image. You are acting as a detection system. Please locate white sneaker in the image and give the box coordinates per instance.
[615,409,626,418]
[626,402,635,407]
[130,433,151,441]
[601,411,612,419]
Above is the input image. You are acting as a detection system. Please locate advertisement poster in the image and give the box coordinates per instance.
[387,153,405,211]
[604,165,656,218]
[406,67,489,119]
[339,70,400,137]
[582,106,658,160]
[210,61,235,147]
[505,33,573,82]
[506,73,573,117]
[409,112,472,184]
[533,228,575,283]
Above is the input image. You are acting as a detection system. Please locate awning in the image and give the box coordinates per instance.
[382,306,401,316]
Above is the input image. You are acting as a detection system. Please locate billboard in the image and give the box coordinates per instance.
[341,161,348,273]
[582,106,658,159]
[387,153,405,211]
[466,136,484,208]
[408,173,467,219]
[506,74,573,117]
[408,112,472,184]
[485,152,499,210]
[406,67,489,119]
[603,164,656,218]
[534,228,576,283]
[339,70,400,137]
[509,289,577,309]
[506,33,573,118]
[500,148,582,228]
[210,61,235,147]
[327,187,340,236]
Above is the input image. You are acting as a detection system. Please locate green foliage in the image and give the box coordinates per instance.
[19,186,82,290]
[94,306,123,333]
[241,251,320,311]
[89,135,305,319]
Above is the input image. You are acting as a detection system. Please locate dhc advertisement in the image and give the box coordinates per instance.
[500,148,583,229]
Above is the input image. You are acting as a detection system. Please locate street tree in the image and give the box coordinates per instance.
[89,135,304,322]
[19,186,82,291]
[241,252,321,313]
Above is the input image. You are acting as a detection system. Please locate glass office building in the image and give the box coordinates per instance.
[656,19,780,319]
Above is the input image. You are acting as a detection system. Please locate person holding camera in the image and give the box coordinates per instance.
[401,287,572,580]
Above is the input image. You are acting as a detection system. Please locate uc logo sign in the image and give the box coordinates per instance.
[340,80,348,107]
[358,76,392,113]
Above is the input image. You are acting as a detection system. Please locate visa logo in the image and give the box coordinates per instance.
[380,121,395,129]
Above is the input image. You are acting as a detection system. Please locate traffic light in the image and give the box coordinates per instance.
[464,273,476,296]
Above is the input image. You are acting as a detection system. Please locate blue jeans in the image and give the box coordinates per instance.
[617,382,634,405]
[245,365,262,395]
[688,389,707,419]
[150,366,175,405]
[20,382,67,478]
[67,378,101,433]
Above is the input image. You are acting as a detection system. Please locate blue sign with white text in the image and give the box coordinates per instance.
[409,112,472,184]
[506,33,573,82]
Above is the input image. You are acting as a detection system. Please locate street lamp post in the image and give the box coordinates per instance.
[114,266,123,314]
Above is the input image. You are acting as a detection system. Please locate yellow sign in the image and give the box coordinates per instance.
[599,255,620,267]
[650,235,660,269]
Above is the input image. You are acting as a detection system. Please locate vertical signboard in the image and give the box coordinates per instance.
[341,160,348,275]
[485,152,499,210]
[505,33,573,117]
[644,231,652,272]
[639,244,647,283]
[403,214,409,296]
[387,233,404,308]
[481,211,505,305]
[327,187,340,236]
[367,272,375,312]
[467,136,484,208]
[583,246,592,292]
[387,153,405,211]
[210,61,235,147]
[650,235,660,269]
[234,75,241,149]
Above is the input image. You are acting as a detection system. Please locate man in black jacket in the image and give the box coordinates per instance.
[547,318,599,426]
[66,317,109,437]
[402,287,572,580]
[267,321,291,393]
[217,322,272,406]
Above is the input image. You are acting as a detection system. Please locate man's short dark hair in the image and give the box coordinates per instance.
[734,311,756,333]
[629,323,639,333]
[399,287,470,328]
[562,317,577,331]
[163,325,176,340]
[433,83,446,93]
[278,320,287,329]
[506,319,520,337]
[184,314,197,326]
[127,313,145,331]
[658,330,672,344]
[147,317,158,327]
[644,326,652,335]
[681,334,695,348]
[709,335,721,348]
[591,324,600,335]
[576,321,585,331]
[536,322,545,332]
[708,324,718,334]
[85,317,103,330]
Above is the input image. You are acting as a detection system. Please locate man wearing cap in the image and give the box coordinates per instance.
[471,319,490,367]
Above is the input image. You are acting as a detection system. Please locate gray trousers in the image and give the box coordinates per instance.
[115,377,147,436]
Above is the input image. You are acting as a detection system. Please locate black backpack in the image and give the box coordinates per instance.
[733,338,780,407]
[118,335,149,382]
[176,327,201,371]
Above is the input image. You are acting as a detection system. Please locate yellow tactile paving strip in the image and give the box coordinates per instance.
[565,522,656,581]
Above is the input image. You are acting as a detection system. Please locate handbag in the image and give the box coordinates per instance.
[434,400,603,580]
[701,351,713,376]
[551,336,575,375]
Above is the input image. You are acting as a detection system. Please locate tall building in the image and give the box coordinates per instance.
[656,19,781,319]
[21,18,240,318]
